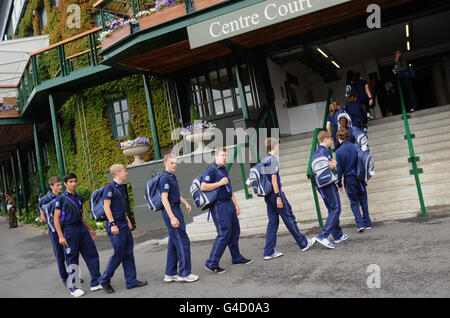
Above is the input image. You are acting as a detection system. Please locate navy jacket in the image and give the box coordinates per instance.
[342,101,367,130]
[203,163,232,201]
[102,181,128,221]
[159,170,181,204]
[336,141,359,188]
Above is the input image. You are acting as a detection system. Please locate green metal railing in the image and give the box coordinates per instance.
[396,77,427,217]
[306,89,333,228]
[224,107,275,200]
[16,27,103,113]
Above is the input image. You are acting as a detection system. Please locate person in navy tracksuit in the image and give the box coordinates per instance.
[53,173,102,297]
[336,129,372,232]
[313,131,348,249]
[340,92,368,132]
[262,137,316,260]
[38,176,68,286]
[202,148,253,274]
[99,164,147,293]
[160,154,198,283]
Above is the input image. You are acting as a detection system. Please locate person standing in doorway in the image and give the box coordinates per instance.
[6,193,18,229]
[393,49,418,113]
[99,164,148,293]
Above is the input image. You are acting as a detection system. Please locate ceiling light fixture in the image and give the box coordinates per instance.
[316,48,329,58]
[331,61,340,69]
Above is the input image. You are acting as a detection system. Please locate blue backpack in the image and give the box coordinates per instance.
[311,152,337,188]
[190,174,218,211]
[355,144,375,183]
[351,126,370,152]
[90,184,127,221]
[246,157,273,197]
[144,174,163,212]
[42,199,58,232]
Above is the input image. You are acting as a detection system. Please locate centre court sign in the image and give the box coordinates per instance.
[187,0,351,49]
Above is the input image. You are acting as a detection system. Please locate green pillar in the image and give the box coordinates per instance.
[10,153,22,217]
[233,57,249,120]
[0,164,7,215]
[49,94,66,181]
[142,74,161,160]
[16,148,29,216]
[33,121,47,195]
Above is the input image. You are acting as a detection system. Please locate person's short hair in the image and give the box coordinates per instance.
[317,131,332,144]
[163,153,176,164]
[337,129,349,141]
[109,164,125,177]
[48,176,62,186]
[64,173,77,184]
[266,137,279,153]
[215,147,227,157]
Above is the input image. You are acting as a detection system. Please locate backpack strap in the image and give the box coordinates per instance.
[212,166,230,193]
[111,184,126,210]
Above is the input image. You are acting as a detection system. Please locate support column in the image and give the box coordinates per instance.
[16,148,29,216]
[0,164,7,215]
[142,73,161,160]
[233,56,249,120]
[10,153,22,217]
[49,94,66,181]
[33,121,47,196]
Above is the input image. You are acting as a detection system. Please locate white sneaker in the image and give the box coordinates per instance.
[90,284,102,291]
[334,234,349,243]
[179,274,199,283]
[365,226,372,230]
[264,251,284,260]
[316,237,335,249]
[357,227,365,233]
[301,237,316,252]
[164,275,182,283]
[70,288,85,297]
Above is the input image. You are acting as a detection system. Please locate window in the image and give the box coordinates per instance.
[52,0,59,7]
[109,98,130,139]
[40,9,47,28]
[189,63,257,119]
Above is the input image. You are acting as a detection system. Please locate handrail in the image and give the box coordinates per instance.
[306,89,333,228]
[396,77,427,217]
[225,106,273,199]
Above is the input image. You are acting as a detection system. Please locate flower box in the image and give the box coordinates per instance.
[0,109,19,118]
[194,0,225,11]
[101,23,132,51]
[137,1,187,31]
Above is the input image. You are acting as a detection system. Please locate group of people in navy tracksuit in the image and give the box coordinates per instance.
[39,168,147,297]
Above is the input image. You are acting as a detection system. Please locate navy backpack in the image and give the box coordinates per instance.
[246,157,273,197]
[190,174,218,211]
[355,144,375,183]
[351,126,370,152]
[42,199,58,232]
[144,174,163,212]
[90,184,127,221]
[311,152,337,188]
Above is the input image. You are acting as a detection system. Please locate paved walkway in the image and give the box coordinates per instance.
[1,212,450,298]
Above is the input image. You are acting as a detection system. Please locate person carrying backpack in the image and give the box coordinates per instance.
[312,131,348,249]
[160,154,198,283]
[99,164,147,293]
[202,148,253,274]
[53,173,102,298]
[38,176,70,287]
[351,72,375,121]
[262,138,316,260]
[336,129,372,233]
[340,92,368,132]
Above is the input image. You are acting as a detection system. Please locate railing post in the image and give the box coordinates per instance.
[16,148,29,216]
[49,94,66,182]
[25,66,33,94]
[307,128,323,228]
[233,56,249,120]
[142,73,161,160]
[99,7,107,31]
[31,55,39,86]
[10,152,22,218]
[396,77,427,217]
[131,0,137,16]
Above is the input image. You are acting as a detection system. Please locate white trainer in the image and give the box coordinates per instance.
[90,284,102,291]
[179,274,199,283]
[316,237,335,249]
[334,234,349,243]
[164,275,182,283]
[264,251,284,260]
[70,288,85,297]
[301,237,316,252]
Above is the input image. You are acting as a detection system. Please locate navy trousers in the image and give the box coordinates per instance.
[63,223,101,290]
[206,200,244,269]
[49,230,68,284]
[317,184,344,240]
[264,191,308,256]
[344,176,372,229]
[162,204,192,278]
[99,219,138,288]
